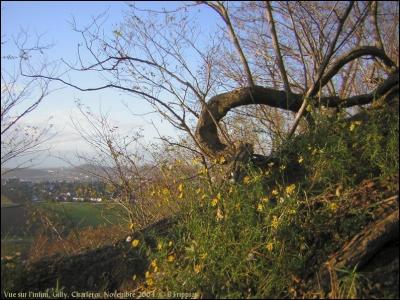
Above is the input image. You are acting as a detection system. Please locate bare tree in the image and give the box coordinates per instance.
[1,43,54,171]
[17,1,398,166]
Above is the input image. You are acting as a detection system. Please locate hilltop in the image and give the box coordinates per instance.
[2,103,398,298]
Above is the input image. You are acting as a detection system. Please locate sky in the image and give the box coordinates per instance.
[1,1,219,168]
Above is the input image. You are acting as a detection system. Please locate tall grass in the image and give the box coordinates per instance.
[137,106,398,298]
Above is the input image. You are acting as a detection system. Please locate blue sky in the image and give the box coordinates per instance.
[1,1,219,168]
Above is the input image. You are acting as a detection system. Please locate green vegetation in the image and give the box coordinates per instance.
[36,202,126,229]
[138,107,398,298]
[1,107,398,298]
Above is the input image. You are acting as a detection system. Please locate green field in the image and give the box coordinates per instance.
[1,201,127,257]
[37,202,127,228]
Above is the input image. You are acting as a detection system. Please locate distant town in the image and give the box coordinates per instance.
[1,166,115,206]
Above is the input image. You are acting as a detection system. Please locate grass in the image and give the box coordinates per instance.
[36,201,126,228]
[134,106,399,298]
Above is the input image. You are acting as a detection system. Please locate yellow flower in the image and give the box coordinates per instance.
[216,192,222,200]
[162,188,170,196]
[329,202,338,212]
[151,259,157,268]
[288,208,296,215]
[199,167,208,175]
[131,239,140,248]
[257,203,264,212]
[211,197,218,207]
[306,104,313,112]
[219,156,226,164]
[157,242,163,250]
[194,264,202,274]
[243,176,251,184]
[271,216,279,229]
[146,278,154,286]
[272,189,279,196]
[167,254,175,262]
[266,242,274,252]
[178,183,184,192]
[298,156,304,164]
[192,158,201,165]
[285,184,296,196]
[350,120,362,131]
[261,196,269,203]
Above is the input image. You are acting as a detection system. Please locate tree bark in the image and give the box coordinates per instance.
[195,70,399,158]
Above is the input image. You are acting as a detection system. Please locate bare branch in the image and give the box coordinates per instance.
[264,1,292,98]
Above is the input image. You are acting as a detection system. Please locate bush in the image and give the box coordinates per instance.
[137,106,398,298]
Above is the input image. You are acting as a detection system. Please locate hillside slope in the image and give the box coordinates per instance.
[2,105,399,298]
